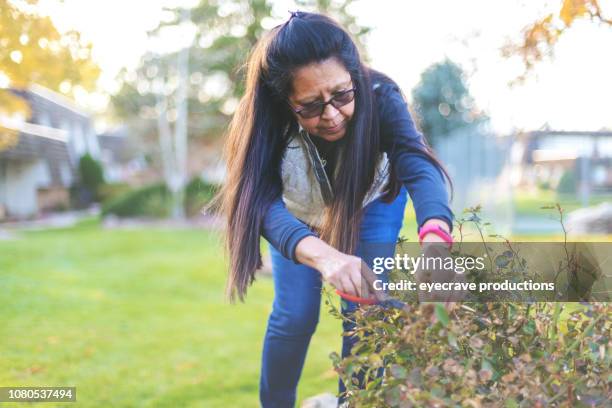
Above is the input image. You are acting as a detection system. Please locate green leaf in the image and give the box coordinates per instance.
[447,332,458,349]
[409,368,424,387]
[495,254,511,268]
[368,353,382,366]
[384,385,401,406]
[435,303,450,327]
[389,364,408,379]
[346,361,356,376]
[481,358,494,372]
[523,320,536,335]
[505,398,519,408]
[329,351,341,365]
[366,376,383,390]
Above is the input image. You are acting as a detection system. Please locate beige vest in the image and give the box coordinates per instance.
[280,126,390,227]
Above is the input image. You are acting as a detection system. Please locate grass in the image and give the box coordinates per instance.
[513,189,612,217]
[0,221,342,407]
[2,196,609,407]
[398,188,612,241]
[396,197,612,242]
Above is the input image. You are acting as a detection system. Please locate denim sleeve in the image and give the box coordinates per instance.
[261,196,319,263]
[376,83,454,233]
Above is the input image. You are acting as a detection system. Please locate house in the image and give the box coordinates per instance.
[510,130,612,195]
[97,125,150,185]
[0,84,100,220]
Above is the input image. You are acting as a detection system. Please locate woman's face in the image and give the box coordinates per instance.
[288,57,355,142]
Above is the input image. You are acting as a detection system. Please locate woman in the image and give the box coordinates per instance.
[216,11,454,407]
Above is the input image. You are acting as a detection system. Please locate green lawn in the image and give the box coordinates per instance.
[2,199,609,408]
[0,221,342,407]
[513,189,612,217]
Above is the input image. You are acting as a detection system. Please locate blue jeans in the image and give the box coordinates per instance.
[259,187,408,407]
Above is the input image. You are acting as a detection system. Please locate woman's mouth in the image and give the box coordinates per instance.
[322,121,345,133]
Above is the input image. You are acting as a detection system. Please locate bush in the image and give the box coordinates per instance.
[537,180,551,191]
[557,170,577,195]
[329,301,610,407]
[329,206,611,406]
[78,153,105,201]
[101,182,170,218]
[101,178,218,218]
[184,177,219,217]
[98,183,132,204]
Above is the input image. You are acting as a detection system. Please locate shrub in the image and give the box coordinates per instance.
[98,182,132,204]
[101,182,170,218]
[78,153,105,201]
[328,206,611,406]
[329,301,610,407]
[537,180,551,191]
[184,177,219,217]
[557,169,577,195]
[101,178,219,218]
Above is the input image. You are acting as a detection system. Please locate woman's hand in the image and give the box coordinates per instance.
[416,218,466,306]
[295,236,373,299]
[317,252,373,299]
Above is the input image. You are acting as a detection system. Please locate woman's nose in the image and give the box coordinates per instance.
[320,103,340,121]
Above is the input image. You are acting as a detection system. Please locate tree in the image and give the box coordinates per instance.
[111,0,367,218]
[411,59,487,147]
[503,0,612,83]
[112,0,275,219]
[0,0,100,150]
[111,0,274,139]
[295,0,370,57]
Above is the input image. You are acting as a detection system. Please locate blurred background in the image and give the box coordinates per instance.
[1,0,610,406]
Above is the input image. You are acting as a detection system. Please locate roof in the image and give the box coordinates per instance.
[527,130,612,138]
[27,84,90,118]
[0,84,94,187]
[0,132,73,187]
[0,120,67,142]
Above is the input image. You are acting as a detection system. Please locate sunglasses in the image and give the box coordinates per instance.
[289,87,356,119]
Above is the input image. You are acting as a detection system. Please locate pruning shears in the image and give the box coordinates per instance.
[333,258,411,311]
[335,289,410,312]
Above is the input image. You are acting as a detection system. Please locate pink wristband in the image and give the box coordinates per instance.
[418,224,453,248]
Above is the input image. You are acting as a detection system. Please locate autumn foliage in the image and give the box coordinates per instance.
[503,0,612,83]
[329,301,610,407]
[0,0,99,150]
[328,206,610,407]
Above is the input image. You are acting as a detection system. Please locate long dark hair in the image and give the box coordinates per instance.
[214,11,452,302]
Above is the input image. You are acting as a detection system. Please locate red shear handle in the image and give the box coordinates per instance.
[335,289,378,305]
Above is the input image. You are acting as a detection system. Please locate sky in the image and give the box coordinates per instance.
[36,0,612,134]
